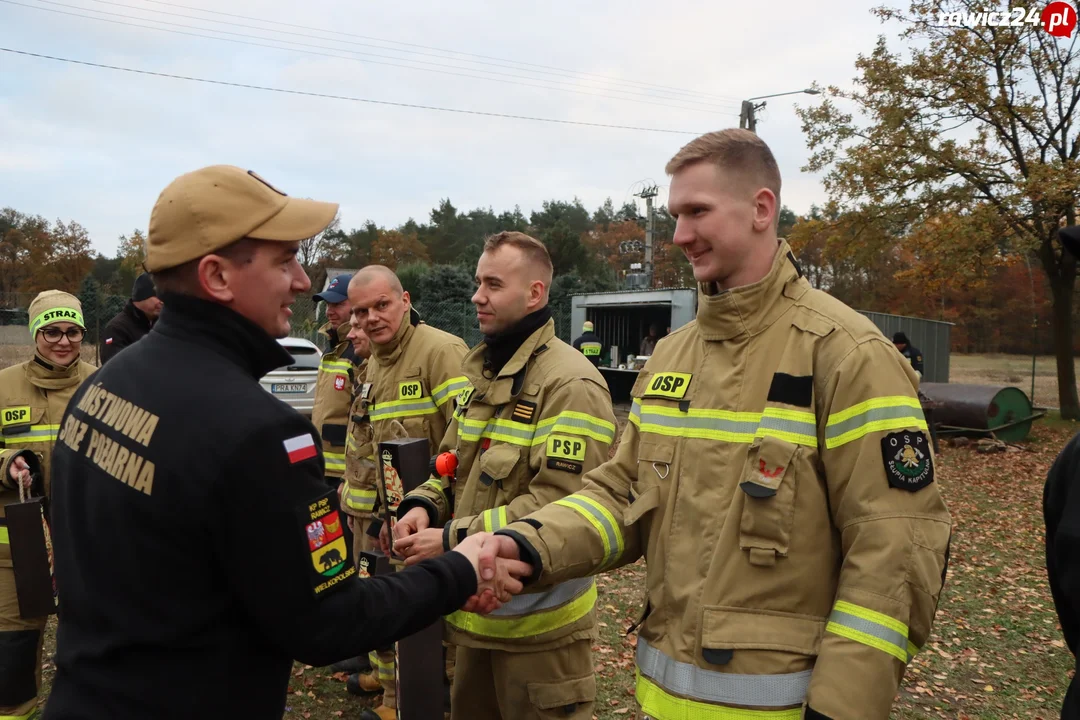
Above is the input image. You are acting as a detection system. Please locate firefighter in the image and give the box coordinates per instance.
[393,231,617,720]
[572,320,604,367]
[312,273,358,493]
[42,165,527,720]
[347,264,470,720]
[892,331,924,379]
[479,130,953,719]
[0,290,96,720]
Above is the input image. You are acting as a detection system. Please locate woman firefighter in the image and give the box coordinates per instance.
[0,290,96,719]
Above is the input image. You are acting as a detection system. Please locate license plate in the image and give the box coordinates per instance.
[272,383,308,394]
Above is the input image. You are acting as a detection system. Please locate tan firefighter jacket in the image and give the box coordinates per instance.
[400,318,617,652]
[363,313,468,521]
[498,241,953,719]
[311,321,356,479]
[339,360,377,518]
[0,353,96,567]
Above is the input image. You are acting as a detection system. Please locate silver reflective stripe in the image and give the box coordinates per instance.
[636,410,759,436]
[756,415,816,438]
[828,608,909,658]
[488,577,594,617]
[369,398,437,420]
[636,638,811,708]
[825,404,922,441]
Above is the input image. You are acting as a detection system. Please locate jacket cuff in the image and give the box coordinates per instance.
[0,450,41,491]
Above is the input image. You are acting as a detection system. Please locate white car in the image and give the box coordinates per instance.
[261,337,322,416]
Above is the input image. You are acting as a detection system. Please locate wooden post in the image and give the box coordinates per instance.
[379,437,445,720]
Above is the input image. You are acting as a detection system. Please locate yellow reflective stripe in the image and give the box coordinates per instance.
[369,397,438,421]
[824,396,927,449]
[756,408,817,446]
[431,376,470,407]
[553,495,623,569]
[421,478,445,493]
[826,600,911,663]
[636,671,801,719]
[481,506,508,532]
[345,487,377,512]
[346,434,358,452]
[446,581,596,639]
[534,410,616,444]
[4,424,60,445]
[0,526,8,544]
[908,639,920,660]
[324,452,346,472]
[0,711,39,720]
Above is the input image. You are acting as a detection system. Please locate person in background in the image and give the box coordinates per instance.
[639,323,659,356]
[100,272,163,365]
[311,273,358,493]
[0,290,96,720]
[572,320,604,367]
[892,331,923,379]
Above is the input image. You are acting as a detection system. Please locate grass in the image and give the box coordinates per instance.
[24,358,1079,718]
[950,353,1080,409]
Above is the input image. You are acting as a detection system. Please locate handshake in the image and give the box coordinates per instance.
[395,508,531,615]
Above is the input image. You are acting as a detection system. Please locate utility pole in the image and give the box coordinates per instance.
[739,100,761,132]
[634,184,658,288]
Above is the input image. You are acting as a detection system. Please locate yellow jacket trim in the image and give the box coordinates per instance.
[323,452,347,473]
[824,396,927,449]
[369,397,438,421]
[319,358,354,374]
[635,671,802,720]
[2,424,61,445]
[0,526,8,544]
[481,506,508,532]
[629,402,821,447]
[457,411,616,448]
[826,600,914,663]
[431,376,470,407]
[445,581,596,639]
[553,495,623,569]
[344,487,377,513]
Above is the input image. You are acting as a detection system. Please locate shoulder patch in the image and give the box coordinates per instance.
[767,373,813,408]
[511,400,537,424]
[642,372,692,400]
[284,433,317,464]
[297,489,356,597]
[882,431,934,492]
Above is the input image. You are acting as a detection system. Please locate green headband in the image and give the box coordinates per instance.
[30,308,85,337]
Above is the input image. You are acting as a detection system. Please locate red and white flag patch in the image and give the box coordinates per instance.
[105,338,113,345]
[334,375,346,391]
[284,433,317,464]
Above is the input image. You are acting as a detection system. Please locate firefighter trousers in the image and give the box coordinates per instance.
[450,638,595,720]
[0,565,45,720]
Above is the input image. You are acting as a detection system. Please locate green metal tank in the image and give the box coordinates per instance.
[918,382,1037,442]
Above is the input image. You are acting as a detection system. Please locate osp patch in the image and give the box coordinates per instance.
[881,430,934,492]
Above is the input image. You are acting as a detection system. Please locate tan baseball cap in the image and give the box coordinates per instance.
[145,165,339,272]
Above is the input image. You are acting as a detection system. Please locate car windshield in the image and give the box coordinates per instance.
[277,344,321,371]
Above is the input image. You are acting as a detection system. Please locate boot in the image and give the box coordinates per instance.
[359,705,397,720]
[330,655,371,674]
[346,671,383,697]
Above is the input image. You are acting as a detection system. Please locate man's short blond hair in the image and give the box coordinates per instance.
[483,231,554,287]
[665,129,782,205]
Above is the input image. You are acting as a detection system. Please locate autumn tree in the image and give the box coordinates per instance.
[799,0,1080,416]
[370,229,429,270]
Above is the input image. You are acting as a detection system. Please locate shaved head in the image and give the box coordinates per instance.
[350,265,403,296]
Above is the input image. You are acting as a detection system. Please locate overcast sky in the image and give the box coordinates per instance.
[0,0,893,256]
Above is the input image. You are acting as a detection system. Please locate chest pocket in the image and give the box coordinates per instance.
[1,405,49,447]
[478,442,525,506]
[738,436,801,567]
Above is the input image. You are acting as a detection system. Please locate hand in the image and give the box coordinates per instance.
[394,507,430,542]
[395,528,444,565]
[378,521,392,556]
[8,456,31,489]
[475,533,521,587]
[452,533,532,614]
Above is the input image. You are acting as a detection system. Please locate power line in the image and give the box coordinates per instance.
[5,0,737,116]
[128,0,743,105]
[78,0,738,109]
[0,47,715,134]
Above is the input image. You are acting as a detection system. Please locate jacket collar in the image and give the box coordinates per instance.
[125,300,153,330]
[25,351,84,390]
[463,319,555,405]
[153,292,293,379]
[695,239,807,342]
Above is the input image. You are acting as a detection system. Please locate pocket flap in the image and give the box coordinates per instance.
[791,310,835,338]
[527,674,596,710]
[701,605,823,656]
[478,443,521,482]
[1,405,42,436]
[322,423,348,447]
[404,366,423,378]
[637,441,674,464]
[740,436,799,497]
[625,485,660,525]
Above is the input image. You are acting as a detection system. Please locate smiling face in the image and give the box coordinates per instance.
[221,241,311,338]
[347,315,371,359]
[668,161,778,290]
[325,299,350,328]
[36,321,83,366]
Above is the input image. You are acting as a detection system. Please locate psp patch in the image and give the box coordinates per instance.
[546,434,585,474]
[881,430,934,492]
[297,489,356,597]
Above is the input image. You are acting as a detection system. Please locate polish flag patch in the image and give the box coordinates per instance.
[284,434,317,464]
[105,338,113,345]
[334,375,346,391]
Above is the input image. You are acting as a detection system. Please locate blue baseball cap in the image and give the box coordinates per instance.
[314,273,352,304]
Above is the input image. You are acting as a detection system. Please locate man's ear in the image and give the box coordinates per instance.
[752,187,777,232]
[527,280,546,310]
[401,290,411,310]
[197,255,235,303]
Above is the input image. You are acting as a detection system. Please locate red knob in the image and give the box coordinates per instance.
[435,452,458,477]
